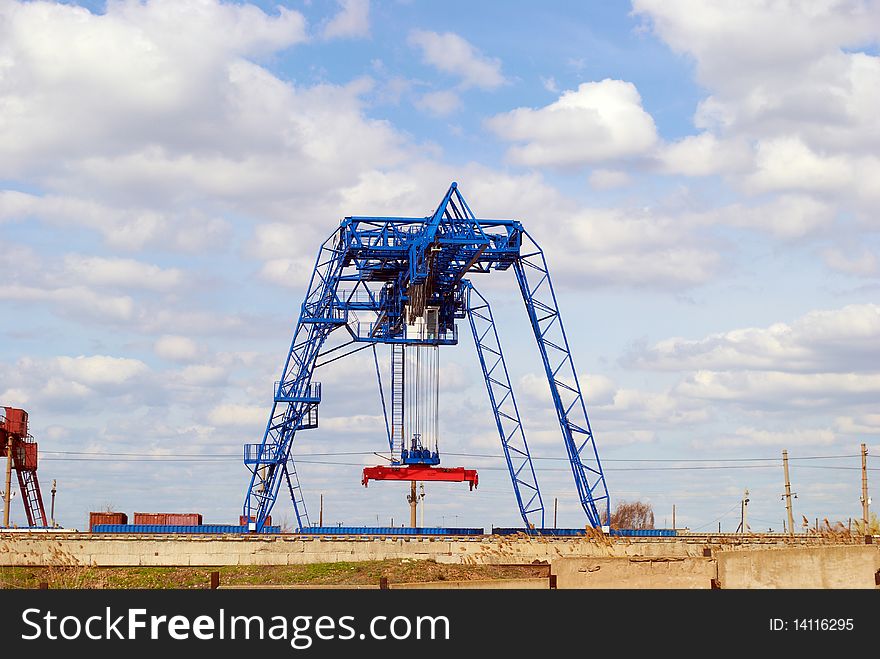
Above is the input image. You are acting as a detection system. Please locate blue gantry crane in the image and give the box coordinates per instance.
[243,183,609,532]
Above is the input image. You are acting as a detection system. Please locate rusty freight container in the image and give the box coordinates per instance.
[89,511,128,531]
[133,512,167,525]
[133,512,202,526]
[240,515,272,527]
[164,513,203,526]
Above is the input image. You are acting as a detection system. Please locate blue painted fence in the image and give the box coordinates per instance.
[491,527,677,537]
[92,524,281,534]
[298,526,484,536]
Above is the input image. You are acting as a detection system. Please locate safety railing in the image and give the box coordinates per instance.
[350,322,457,344]
[274,381,321,403]
[243,443,282,465]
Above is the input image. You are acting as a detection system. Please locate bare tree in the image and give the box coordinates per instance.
[601,500,655,530]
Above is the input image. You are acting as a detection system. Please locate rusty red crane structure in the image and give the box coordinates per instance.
[1,407,48,528]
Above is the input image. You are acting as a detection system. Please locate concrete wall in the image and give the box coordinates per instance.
[552,545,880,589]
[553,557,716,589]
[218,578,548,590]
[391,578,548,589]
[220,584,381,590]
[0,534,707,567]
[3,534,877,589]
[716,545,880,589]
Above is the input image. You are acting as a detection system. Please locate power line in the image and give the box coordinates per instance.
[452,452,865,463]
[39,449,868,463]
[689,502,742,531]
[797,465,880,471]
[41,450,367,458]
[36,456,880,472]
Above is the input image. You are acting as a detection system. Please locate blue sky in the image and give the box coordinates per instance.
[1,0,879,533]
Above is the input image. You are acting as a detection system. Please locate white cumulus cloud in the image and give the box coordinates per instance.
[675,370,880,410]
[63,255,185,292]
[629,303,880,374]
[487,80,658,167]
[588,169,631,190]
[745,137,854,194]
[0,192,231,252]
[0,0,307,176]
[407,29,506,90]
[322,0,370,40]
[714,426,836,448]
[659,132,753,177]
[704,194,836,240]
[822,246,878,276]
[208,403,267,427]
[0,283,135,323]
[154,335,202,363]
[56,355,149,387]
[414,90,462,117]
[634,0,880,218]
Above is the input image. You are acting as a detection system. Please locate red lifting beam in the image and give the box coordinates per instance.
[362,465,478,490]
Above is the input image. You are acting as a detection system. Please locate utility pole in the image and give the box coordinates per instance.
[408,481,417,528]
[672,504,676,531]
[782,449,795,538]
[3,434,13,528]
[861,443,870,534]
[319,493,323,527]
[553,497,558,529]
[50,479,57,528]
[738,489,750,534]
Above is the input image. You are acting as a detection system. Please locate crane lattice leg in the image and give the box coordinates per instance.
[466,282,544,529]
[243,231,348,531]
[513,232,610,528]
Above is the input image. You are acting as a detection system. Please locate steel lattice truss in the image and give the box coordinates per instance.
[243,183,610,532]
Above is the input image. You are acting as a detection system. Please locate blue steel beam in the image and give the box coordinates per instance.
[373,344,393,453]
[466,282,544,529]
[513,231,610,528]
